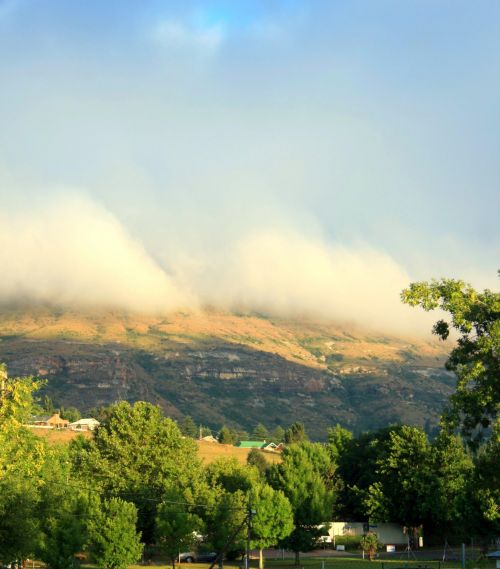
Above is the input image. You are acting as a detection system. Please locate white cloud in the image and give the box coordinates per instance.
[0,193,194,313]
[0,192,447,334]
[174,228,434,334]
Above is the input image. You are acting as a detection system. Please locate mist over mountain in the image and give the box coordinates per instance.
[0,192,448,335]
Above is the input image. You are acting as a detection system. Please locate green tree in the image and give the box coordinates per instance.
[247,448,268,477]
[0,476,41,565]
[200,425,213,437]
[402,278,499,444]
[87,497,143,569]
[76,401,203,543]
[360,532,379,561]
[252,423,268,441]
[41,394,55,415]
[250,483,294,569]
[268,442,335,564]
[336,426,401,520]
[0,365,45,565]
[0,363,41,426]
[429,432,473,541]
[85,405,114,424]
[179,415,198,439]
[284,422,307,444]
[326,424,352,462]
[59,406,81,423]
[233,429,249,445]
[218,425,236,445]
[271,426,285,444]
[465,421,500,543]
[156,488,203,569]
[203,458,257,559]
[36,446,89,569]
[37,495,88,569]
[367,426,434,535]
[206,457,258,494]
[338,425,474,543]
[202,486,247,560]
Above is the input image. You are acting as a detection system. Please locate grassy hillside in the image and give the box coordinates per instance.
[0,304,454,439]
[30,427,280,465]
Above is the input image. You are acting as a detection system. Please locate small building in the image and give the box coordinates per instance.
[69,418,100,431]
[200,435,219,443]
[261,442,284,452]
[321,521,407,545]
[31,413,69,429]
[486,551,500,569]
[237,441,267,449]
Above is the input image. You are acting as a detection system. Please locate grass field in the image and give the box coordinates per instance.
[100,553,492,569]
[197,440,281,465]
[30,428,281,465]
[29,427,93,443]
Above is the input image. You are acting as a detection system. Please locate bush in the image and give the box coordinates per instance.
[332,535,362,550]
[360,532,379,561]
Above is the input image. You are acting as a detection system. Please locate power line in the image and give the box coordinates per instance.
[12,475,248,512]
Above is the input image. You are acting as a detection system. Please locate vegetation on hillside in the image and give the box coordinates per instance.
[0,307,452,438]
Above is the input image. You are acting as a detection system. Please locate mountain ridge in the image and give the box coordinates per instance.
[0,305,454,439]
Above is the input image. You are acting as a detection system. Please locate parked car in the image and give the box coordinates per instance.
[179,551,218,563]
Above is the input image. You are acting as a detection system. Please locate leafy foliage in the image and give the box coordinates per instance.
[465,421,500,541]
[250,483,294,569]
[252,423,269,441]
[247,448,269,477]
[268,442,335,563]
[402,278,500,443]
[251,482,294,548]
[36,446,89,569]
[156,488,203,569]
[284,422,308,444]
[218,425,236,444]
[271,426,285,444]
[360,532,379,561]
[327,424,353,462]
[76,401,203,542]
[179,415,198,438]
[0,365,45,565]
[87,497,143,569]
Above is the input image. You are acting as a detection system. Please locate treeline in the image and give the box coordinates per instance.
[1,366,499,569]
[40,393,309,445]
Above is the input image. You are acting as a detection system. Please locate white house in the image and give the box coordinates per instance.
[320,522,407,545]
[69,418,100,431]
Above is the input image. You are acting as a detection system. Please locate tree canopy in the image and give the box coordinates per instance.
[268,442,335,564]
[401,277,500,444]
[76,401,203,542]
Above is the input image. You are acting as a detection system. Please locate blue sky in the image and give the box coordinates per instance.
[0,1,498,329]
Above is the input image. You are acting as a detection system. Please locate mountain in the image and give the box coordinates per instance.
[0,304,455,440]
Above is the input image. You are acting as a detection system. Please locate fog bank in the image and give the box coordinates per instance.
[0,193,442,334]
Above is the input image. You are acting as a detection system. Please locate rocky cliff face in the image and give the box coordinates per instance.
[0,306,455,439]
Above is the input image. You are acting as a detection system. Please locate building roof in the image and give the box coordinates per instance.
[200,435,219,443]
[31,415,52,423]
[69,418,100,426]
[237,441,266,448]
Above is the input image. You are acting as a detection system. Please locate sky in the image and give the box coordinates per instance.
[0,0,498,333]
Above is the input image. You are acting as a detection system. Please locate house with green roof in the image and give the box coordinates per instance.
[237,440,267,448]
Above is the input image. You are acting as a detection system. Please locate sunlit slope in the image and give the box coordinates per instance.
[0,305,453,439]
